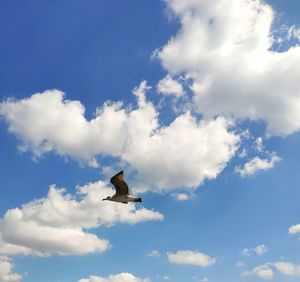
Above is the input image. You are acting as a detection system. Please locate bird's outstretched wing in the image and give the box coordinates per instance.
[110,171,129,195]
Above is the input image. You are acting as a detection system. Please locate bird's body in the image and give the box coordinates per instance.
[106,194,142,204]
[103,171,142,204]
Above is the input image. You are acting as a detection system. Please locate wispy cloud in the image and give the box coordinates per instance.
[254,137,264,153]
[147,250,161,258]
[287,25,300,42]
[157,75,184,97]
[235,153,280,177]
[241,245,268,256]
[242,264,274,280]
[172,193,192,201]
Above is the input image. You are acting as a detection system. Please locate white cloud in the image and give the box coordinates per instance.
[0,89,128,164]
[0,257,22,282]
[167,250,216,267]
[242,264,274,280]
[241,248,250,256]
[238,148,248,158]
[240,129,252,140]
[273,262,300,276]
[288,26,300,42]
[172,193,191,201]
[147,250,161,257]
[157,75,184,97]
[156,0,300,135]
[0,82,239,191]
[78,273,150,282]
[234,153,280,177]
[288,224,300,234]
[241,245,268,256]
[254,137,264,152]
[125,114,239,191]
[0,181,163,257]
[242,262,300,280]
[255,245,268,255]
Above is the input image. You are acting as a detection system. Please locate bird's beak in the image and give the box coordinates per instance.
[102,198,106,201]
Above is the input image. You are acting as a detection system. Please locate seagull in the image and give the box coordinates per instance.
[102,171,142,204]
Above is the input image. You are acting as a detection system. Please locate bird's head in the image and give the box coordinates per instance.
[102,196,111,201]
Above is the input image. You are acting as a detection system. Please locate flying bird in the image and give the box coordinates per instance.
[103,171,142,204]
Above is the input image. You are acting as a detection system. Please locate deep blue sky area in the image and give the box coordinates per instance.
[0,0,177,111]
[0,1,300,282]
[268,0,300,23]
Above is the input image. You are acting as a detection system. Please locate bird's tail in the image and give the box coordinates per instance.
[134,197,142,203]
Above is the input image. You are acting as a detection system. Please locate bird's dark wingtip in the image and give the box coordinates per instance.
[110,171,124,182]
[115,170,124,176]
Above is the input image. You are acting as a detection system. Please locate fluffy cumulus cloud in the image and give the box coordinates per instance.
[167,250,216,267]
[78,273,150,282]
[126,113,238,191]
[0,89,129,167]
[157,0,300,135]
[0,82,239,191]
[273,262,300,276]
[242,262,300,280]
[0,181,162,257]
[288,224,300,234]
[234,153,280,177]
[241,244,268,256]
[0,257,22,282]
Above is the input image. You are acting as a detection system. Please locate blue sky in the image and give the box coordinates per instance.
[1,1,300,282]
